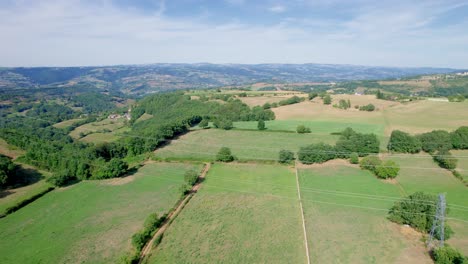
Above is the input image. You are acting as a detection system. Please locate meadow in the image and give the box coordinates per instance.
[69,118,129,144]
[0,162,201,264]
[146,163,307,263]
[297,162,431,263]
[52,118,84,129]
[155,129,340,162]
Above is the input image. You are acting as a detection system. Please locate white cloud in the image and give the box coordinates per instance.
[268,4,286,13]
[0,0,467,68]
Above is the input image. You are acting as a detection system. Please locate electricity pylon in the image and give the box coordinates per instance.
[427,193,446,248]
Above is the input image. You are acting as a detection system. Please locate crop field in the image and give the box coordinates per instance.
[155,129,341,161]
[298,162,433,263]
[146,163,307,263]
[0,162,201,264]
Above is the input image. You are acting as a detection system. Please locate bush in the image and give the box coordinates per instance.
[323,94,332,105]
[296,125,311,134]
[374,160,400,179]
[451,126,468,149]
[198,119,209,128]
[433,150,458,170]
[47,171,77,187]
[262,103,271,109]
[298,143,335,164]
[308,93,318,100]
[184,169,199,186]
[359,156,382,172]
[131,232,148,251]
[338,99,351,109]
[216,147,235,162]
[257,120,266,130]
[278,96,304,106]
[388,130,422,153]
[278,149,294,164]
[92,158,129,179]
[418,130,452,153]
[359,104,375,111]
[432,245,466,264]
[349,152,359,164]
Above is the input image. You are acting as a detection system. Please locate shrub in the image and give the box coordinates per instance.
[308,92,318,100]
[184,169,199,186]
[278,149,294,164]
[298,143,335,164]
[349,152,359,164]
[0,154,16,186]
[432,245,466,264]
[131,232,149,251]
[359,104,375,111]
[47,171,77,187]
[359,156,382,172]
[451,126,468,149]
[198,119,209,128]
[338,99,351,109]
[323,94,332,105]
[433,150,458,170]
[92,158,129,179]
[278,96,304,106]
[257,120,266,130]
[418,130,452,153]
[388,130,422,153]
[296,125,311,134]
[374,160,400,179]
[216,147,235,162]
[262,103,271,109]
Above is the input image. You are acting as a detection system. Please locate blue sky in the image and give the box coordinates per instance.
[1,0,467,68]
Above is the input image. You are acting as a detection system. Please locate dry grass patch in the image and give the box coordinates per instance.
[0,138,24,159]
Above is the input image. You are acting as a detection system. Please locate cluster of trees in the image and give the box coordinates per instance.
[70,92,117,113]
[26,102,78,123]
[448,94,465,102]
[389,192,453,240]
[0,154,16,187]
[358,104,376,111]
[130,212,166,261]
[359,156,400,179]
[334,99,351,110]
[278,96,305,106]
[388,127,468,174]
[297,128,380,164]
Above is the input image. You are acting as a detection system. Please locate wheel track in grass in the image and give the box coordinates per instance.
[138,162,211,264]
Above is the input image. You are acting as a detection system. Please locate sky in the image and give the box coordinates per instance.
[1,0,468,68]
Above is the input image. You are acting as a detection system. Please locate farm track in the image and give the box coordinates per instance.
[138,162,211,264]
[295,161,311,264]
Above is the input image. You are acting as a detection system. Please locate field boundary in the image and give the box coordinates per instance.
[295,161,311,264]
[138,162,211,263]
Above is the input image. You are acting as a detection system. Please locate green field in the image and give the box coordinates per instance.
[452,150,468,183]
[234,120,385,143]
[298,164,425,263]
[53,118,84,129]
[146,163,307,263]
[386,154,468,254]
[69,118,129,144]
[0,164,52,215]
[0,162,201,264]
[155,128,341,162]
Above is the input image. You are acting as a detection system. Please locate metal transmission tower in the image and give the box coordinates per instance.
[427,193,446,248]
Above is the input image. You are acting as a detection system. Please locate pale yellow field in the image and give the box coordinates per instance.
[0,139,24,159]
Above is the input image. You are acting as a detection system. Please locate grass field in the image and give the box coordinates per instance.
[0,162,201,264]
[146,163,307,263]
[0,164,52,215]
[298,162,433,263]
[0,138,24,159]
[155,128,341,161]
[385,153,468,254]
[69,118,129,144]
[52,118,84,129]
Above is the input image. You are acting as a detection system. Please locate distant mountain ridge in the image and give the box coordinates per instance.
[0,63,463,94]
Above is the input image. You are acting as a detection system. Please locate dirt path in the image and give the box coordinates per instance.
[138,162,211,263]
[295,161,311,264]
